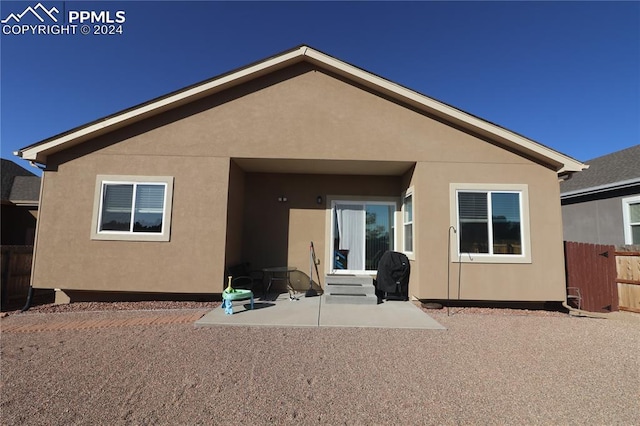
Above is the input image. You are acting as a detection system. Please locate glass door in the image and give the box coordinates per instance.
[332,201,396,273]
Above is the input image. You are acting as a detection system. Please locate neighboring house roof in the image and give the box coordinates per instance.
[9,176,42,203]
[1,158,40,205]
[16,45,586,174]
[560,144,640,198]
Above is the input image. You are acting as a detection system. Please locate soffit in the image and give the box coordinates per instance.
[233,158,414,176]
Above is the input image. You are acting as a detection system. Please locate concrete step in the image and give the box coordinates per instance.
[324,294,378,305]
[324,275,377,305]
[325,284,376,295]
[325,275,373,285]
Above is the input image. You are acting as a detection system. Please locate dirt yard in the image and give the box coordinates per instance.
[1,306,638,425]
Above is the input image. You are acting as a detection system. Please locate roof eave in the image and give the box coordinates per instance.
[7,200,39,207]
[561,177,640,199]
[18,46,309,163]
[301,49,586,173]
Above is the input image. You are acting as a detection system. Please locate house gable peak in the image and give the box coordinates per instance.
[17,45,585,174]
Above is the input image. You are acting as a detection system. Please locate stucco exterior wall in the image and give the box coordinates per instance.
[413,162,565,301]
[89,64,532,166]
[33,155,230,294]
[241,173,401,290]
[561,189,639,245]
[562,198,622,245]
[225,160,246,268]
[31,63,566,301]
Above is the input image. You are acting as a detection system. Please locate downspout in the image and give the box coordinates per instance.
[20,280,34,312]
[20,161,46,312]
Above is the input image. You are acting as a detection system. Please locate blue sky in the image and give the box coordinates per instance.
[1,1,638,175]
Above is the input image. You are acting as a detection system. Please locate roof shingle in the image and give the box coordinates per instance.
[1,158,40,203]
[560,145,640,194]
[9,176,41,202]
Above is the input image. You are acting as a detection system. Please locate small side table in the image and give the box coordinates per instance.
[221,289,254,315]
[262,266,298,298]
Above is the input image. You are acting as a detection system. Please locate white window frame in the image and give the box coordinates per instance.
[449,183,531,264]
[622,195,640,245]
[402,187,415,259]
[91,175,174,242]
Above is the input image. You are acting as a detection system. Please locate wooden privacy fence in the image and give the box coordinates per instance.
[565,242,640,313]
[1,245,33,310]
[564,242,617,313]
[615,248,640,313]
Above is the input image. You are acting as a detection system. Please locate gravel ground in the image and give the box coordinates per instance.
[1,305,639,425]
[1,300,217,317]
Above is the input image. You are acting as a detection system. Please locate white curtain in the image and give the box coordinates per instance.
[335,204,365,270]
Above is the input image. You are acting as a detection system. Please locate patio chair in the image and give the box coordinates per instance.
[226,263,263,291]
[566,287,582,310]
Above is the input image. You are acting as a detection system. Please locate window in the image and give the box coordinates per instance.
[403,190,414,253]
[91,175,173,241]
[458,191,521,255]
[622,196,640,244]
[450,183,531,263]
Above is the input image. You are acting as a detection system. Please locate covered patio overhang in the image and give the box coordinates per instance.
[224,158,417,291]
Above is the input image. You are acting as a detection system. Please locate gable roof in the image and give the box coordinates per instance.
[16,45,586,174]
[1,158,40,204]
[560,144,640,198]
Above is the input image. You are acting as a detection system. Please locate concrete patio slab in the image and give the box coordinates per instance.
[194,293,445,330]
[195,293,321,328]
[319,299,446,329]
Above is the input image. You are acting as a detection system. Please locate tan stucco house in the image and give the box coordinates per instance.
[16,46,586,304]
